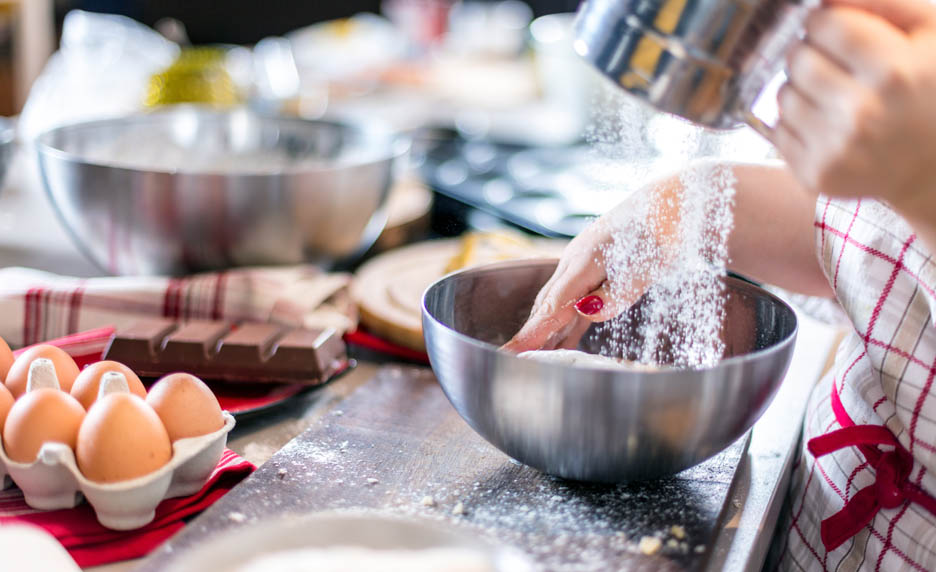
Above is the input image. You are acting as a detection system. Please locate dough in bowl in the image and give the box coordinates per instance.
[517,349,658,371]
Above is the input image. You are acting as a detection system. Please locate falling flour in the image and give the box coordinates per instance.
[585,87,737,369]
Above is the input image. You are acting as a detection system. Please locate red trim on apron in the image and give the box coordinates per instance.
[806,384,936,551]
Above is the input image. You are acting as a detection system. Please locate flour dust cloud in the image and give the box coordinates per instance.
[582,85,742,369]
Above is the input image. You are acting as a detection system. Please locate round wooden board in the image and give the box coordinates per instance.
[351,236,567,351]
[373,176,433,253]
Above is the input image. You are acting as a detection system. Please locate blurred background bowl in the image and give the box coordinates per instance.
[422,259,797,482]
[36,106,404,275]
[0,117,14,190]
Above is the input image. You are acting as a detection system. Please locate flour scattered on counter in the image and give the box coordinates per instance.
[293,442,339,465]
[255,373,718,572]
[638,536,662,555]
[242,442,279,465]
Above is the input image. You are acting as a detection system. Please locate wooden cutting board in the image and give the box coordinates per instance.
[137,366,745,572]
[352,235,567,351]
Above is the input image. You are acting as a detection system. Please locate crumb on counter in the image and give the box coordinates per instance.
[638,536,662,555]
[420,495,436,507]
[452,501,465,516]
[670,524,686,540]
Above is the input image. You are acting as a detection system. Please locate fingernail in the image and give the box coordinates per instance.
[575,295,603,315]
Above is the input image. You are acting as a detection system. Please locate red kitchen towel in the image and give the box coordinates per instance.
[10,326,116,367]
[0,266,356,348]
[344,329,430,364]
[0,449,255,567]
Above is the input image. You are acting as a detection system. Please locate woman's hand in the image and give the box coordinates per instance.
[775,0,936,213]
[503,176,684,353]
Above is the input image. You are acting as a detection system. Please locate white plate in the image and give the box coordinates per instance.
[0,525,81,572]
[164,512,534,572]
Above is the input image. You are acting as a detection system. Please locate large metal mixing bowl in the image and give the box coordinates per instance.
[36,107,403,275]
[0,117,13,189]
[422,260,797,482]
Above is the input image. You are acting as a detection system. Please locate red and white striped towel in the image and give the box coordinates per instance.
[0,265,356,348]
[0,449,254,567]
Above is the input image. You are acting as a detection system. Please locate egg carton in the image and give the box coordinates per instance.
[0,405,234,531]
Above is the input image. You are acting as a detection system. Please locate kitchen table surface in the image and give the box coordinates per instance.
[0,148,844,571]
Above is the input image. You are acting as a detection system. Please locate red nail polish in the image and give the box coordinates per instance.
[575,295,603,315]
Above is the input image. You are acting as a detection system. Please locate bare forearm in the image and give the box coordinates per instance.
[891,191,936,261]
[727,162,833,297]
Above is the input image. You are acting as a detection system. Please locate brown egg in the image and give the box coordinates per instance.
[3,388,86,463]
[76,393,172,483]
[0,337,14,382]
[71,361,147,410]
[146,373,224,441]
[0,383,13,440]
[5,345,80,398]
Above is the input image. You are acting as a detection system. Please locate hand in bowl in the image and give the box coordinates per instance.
[502,176,684,353]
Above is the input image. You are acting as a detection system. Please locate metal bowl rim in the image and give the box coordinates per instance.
[422,257,798,375]
[35,106,407,177]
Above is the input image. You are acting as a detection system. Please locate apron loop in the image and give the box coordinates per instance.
[806,383,936,551]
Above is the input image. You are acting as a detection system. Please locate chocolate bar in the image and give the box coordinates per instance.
[103,319,348,385]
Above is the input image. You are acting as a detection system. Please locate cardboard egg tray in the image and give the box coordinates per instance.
[0,412,235,530]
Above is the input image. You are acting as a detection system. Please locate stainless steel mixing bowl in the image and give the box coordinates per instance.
[0,117,14,189]
[36,107,403,275]
[422,259,797,482]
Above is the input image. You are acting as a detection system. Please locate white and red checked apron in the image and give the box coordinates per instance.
[780,198,936,571]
